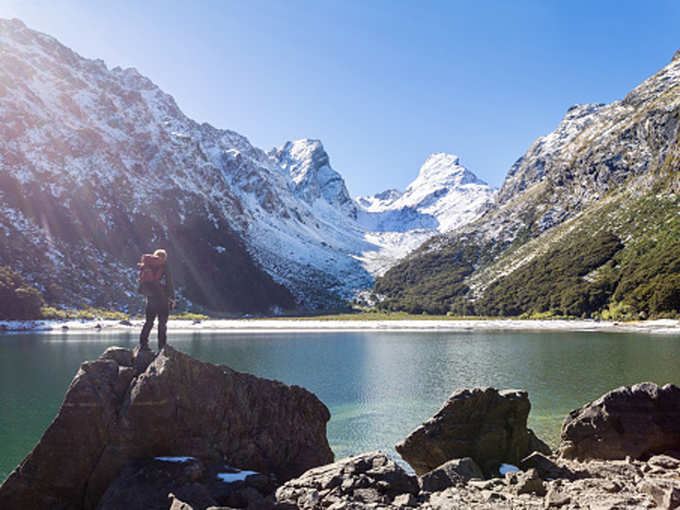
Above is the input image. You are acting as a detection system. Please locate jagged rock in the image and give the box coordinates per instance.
[511,468,546,496]
[638,480,680,510]
[544,487,571,508]
[648,454,680,471]
[528,429,552,456]
[97,457,279,510]
[519,452,570,480]
[169,494,195,510]
[395,388,543,475]
[0,346,332,509]
[101,345,134,367]
[559,382,680,461]
[275,452,418,509]
[419,458,483,492]
[97,458,219,510]
[392,493,417,507]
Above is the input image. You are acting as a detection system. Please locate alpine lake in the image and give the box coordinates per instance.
[2,328,680,481]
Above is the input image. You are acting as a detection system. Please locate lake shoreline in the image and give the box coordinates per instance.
[1,317,679,335]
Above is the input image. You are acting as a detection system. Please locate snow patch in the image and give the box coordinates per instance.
[217,469,259,483]
[499,464,520,475]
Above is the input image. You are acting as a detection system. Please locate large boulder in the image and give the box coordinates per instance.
[0,346,333,510]
[559,382,680,461]
[395,388,539,476]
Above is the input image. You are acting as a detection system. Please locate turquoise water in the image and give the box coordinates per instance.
[1,329,679,481]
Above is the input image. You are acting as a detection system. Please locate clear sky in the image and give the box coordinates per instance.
[2,1,679,197]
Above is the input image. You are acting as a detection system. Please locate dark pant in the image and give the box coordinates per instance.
[139,297,169,349]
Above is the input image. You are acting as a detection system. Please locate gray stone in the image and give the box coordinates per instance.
[352,487,382,504]
[100,346,134,367]
[419,457,483,492]
[245,473,276,494]
[639,480,680,510]
[392,493,417,507]
[513,468,546,496]
[528,428,552,456]
[544,488,570,508]
[396,387,541,475]
[169,494,194,510]
[664,487,680,510]
[275,452,418,509]
[519,452,568,480]
[649,455,680,471]
[559,382,680,461]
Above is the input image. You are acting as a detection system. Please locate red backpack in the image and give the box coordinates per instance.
[137,254,164,296]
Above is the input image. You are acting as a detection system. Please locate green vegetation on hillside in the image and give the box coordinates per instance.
[0,266,44,320]
[373,192,680,319]
[40,307,130,321]
[472,232,623,317]
[374,250,475,314]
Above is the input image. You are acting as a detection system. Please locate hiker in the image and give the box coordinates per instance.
[138,249,175,350]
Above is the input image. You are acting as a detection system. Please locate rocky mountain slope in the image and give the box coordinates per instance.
[375,50,680,317]
[0,18,493,313]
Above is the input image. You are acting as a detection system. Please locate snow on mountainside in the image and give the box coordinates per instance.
[0,18,494,309]
[0,18,363,310]
[268,139,357,219]
[357,153,494,232]
[353,154,494,274]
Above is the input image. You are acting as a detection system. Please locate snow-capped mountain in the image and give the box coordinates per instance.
[0,18,495,310]
[351,154,494,275]
[268,139,357,219]
[357,153,494,233]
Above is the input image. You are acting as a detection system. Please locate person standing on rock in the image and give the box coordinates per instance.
[138,249,175,350]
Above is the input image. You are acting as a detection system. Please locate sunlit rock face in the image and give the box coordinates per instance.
[269,139,358,219]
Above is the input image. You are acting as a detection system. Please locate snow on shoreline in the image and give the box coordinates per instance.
[0,318,678,335]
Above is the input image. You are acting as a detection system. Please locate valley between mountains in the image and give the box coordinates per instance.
[1,18,679,319]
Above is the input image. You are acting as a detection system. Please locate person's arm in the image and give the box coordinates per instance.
[165,266,175,309]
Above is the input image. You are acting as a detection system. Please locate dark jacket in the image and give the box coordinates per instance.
[159,264,174,302]
[144,264,174,305]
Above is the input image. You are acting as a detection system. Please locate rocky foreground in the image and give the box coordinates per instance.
[1,348,679,510]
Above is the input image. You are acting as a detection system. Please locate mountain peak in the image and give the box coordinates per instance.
[424,152,461,166]
[0,17,26,29]
[269,139,356,217]
[411,153,486,190]
[673,49,680,62]
[275,139,328,169]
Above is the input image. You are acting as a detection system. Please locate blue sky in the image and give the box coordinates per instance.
[2,1,679,196]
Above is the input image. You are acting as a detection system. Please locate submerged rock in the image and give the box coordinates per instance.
[0,346,333,509]
[395,387,546,476]
[559,382,680,461]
